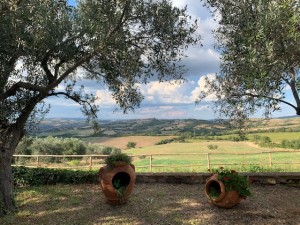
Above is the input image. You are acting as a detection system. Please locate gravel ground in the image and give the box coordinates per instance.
[1,183,299,225]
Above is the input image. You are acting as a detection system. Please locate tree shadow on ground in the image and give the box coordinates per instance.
[1,183,299,225]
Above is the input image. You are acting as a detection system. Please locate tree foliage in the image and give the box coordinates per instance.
[1,0,200,131]
[16,136,123,156]
[29,137,86,155]
[0,0,200,215]
[200,0,300,127]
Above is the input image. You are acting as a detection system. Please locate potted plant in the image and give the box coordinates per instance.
[99,152,136,205]
[205,167,251,208]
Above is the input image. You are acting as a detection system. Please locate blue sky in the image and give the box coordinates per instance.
[45,0,296,120]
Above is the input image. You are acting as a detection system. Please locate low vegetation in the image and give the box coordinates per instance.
[13,167,98,187]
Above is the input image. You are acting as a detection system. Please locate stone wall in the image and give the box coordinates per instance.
[136,172,300,186]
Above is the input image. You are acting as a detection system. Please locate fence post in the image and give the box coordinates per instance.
[207,153,211,170]
[149,155,153,174]
[36,156,40,168]
[89,156,93,170]
[268,152,272,168]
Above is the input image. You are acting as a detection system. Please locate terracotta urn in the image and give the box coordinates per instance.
[99,162,136,205]
[205,174,242,208]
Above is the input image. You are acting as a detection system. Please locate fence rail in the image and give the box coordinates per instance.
[12,150,300,172]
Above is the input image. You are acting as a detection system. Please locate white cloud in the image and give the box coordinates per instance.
[55,84,65,91]
[138,80,194,104]
[195,105,212,111]
[138,106,186,119]
[92,73,219,108]
[192,73,217,102]
[95,90,116,106]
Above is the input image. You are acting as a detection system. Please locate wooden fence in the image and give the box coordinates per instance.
[12,150,300,173]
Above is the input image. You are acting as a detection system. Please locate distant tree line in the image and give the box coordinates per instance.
[155,136,187,145]
[16,136,121,156]
[252,135,300,150]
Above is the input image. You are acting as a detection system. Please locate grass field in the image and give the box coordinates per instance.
[123,141,300,172]
[14,136,300,172]
[81,137,300,173]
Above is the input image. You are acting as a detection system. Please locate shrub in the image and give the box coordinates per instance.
[13,166,98,187]
[111,148,121,154]
[279,139,300,149]
[155,137,186,145]
[126,142,137,148]
[101,146,122,155]
[15,137,33,155]
[101,146,114,155]
[26,136,87,158]
[207,144,218,150]
[86,143,105,154]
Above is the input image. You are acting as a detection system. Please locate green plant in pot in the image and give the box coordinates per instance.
[99,152,136,205]
[205,167,252,208]
[105,152,133,168]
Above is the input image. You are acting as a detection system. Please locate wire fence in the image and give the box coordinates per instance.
[12,150,300,173]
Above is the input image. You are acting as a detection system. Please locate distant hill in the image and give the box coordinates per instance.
[31,118,228,138]
[30,117,300,138]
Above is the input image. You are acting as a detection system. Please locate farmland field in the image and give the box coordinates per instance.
[123,140,300,172]
[14,137,300,173]
[21,117,300,173]
[13,136,300,172]
[85,135,176,149]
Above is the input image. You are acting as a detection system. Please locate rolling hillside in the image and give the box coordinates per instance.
[31,117,300,138]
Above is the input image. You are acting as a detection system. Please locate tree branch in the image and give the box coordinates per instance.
[232,92,298,111]
[46,53,95,91]
[0,82,47,100]
[41,52,55,83]
[49,91,98,117]
[54,59,66,79]
[105,0,131,38]
[288,67,300,107]
[46,1,132,92]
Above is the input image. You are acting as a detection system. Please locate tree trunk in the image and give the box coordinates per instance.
[0,96,40,216]
[0,151,15,216]
[0,127,23,216]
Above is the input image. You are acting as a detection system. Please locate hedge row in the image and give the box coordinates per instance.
[13,167,99,187]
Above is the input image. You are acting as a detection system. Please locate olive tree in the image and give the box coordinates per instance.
[0,0,200,215]
[199,0,300,127]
